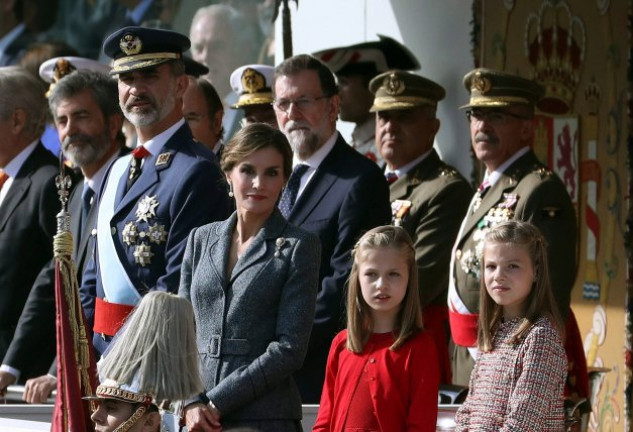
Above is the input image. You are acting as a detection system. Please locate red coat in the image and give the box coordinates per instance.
[313,329,439,432]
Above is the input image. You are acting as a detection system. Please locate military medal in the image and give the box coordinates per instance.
[122,221,139,246]
[133,244,154,267]
[148,223,167,244]
[391,200,412,227]
[136,195,159,222]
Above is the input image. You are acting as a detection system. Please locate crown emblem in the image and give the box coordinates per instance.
[241,68,265,94]
[583,78,600,115]
[53,59,76,83]
[383,73,405,96]
[524,0,585,114]
[120,34,142,56]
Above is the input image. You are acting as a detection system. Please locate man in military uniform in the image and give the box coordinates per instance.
[370,70,472,384]
[449,68,577,385]
[314,35,419,164]
[81,26,230,357]
[229,64,277,129]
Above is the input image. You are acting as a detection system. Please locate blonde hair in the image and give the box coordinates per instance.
[478,220,563,352]
[98,292,203,401]
[346,225,423,353]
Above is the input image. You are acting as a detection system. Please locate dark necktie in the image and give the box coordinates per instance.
[278,164,309,219]
[126,146,150,192]
[385,171,399,185]
[81,185,95,231]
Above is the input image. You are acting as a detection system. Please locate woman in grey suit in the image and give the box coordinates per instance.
[180,123,320,432]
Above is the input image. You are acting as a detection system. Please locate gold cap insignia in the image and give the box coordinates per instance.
[471,72,491,94]
[241,68,265,94]
[120,34,142,56]
[383,73,405,96]
[53,59,76,83]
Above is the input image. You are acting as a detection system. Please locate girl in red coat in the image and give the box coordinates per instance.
[313,225,440,432]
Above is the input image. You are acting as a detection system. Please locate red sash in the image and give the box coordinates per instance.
[448,309,479,347]
[93,298,135,337]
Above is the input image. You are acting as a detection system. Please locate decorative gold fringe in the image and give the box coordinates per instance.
[53,231,96,414]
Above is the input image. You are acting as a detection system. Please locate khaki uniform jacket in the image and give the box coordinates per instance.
[452,150,577,318]
[390,149,472,307]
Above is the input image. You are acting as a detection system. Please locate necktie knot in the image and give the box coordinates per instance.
[478,179,490,193]
[278,164,309,219]
[127,147,150,191]
[385,171,399,185]
[0,170,8,190]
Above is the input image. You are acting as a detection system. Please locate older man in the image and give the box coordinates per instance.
[81,26,229,357]
[273,54,391,402]
[183,77,224,155]
[0,65,126,402]
[189,4,260,140]
[370,70,472,384]
[449,68,577,385]
[0,66,58,381]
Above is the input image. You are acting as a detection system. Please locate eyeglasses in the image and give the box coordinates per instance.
[272,95,330,113]
[465,109,530,126]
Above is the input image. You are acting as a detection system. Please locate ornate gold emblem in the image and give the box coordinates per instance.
[53,59,76,83]
[133,244,154,267]
[120,34,142,56]
[148,223,167,244]
[122,221,139,246]
[241,68,265,94]
[471,72,491,94]
[136,195,159,223]
[383,73,405,96]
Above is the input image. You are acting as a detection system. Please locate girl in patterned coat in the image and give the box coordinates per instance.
[455,220,567,431]
[313,225,440,432]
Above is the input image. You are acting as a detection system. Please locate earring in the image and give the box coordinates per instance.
[228,182,234,198]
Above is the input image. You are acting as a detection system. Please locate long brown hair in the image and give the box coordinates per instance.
[346,225,423,353]
[477,220,563,352]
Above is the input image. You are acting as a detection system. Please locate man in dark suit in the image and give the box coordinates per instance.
[81,26,229,358]
[370,70,473,384]
[0,66,125,402]
[0,66,59,382]
[449,68,577,385]
[273,54,391,403]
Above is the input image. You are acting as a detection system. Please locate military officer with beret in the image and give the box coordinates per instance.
[81,26,230,357]
[449,68,577,385]
[370,70,472,384]
[230,64,278,129]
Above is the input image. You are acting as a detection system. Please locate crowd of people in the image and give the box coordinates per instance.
[0,2,586,431]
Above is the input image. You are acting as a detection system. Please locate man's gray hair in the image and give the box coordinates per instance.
[48,70,121,120]
[0,66,47,140]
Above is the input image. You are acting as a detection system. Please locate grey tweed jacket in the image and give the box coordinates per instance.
[179,210,320,421]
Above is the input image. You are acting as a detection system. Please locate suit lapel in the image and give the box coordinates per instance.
[208,215,235,289]
[288,137,346,224]
[230,211,287,283]
[0,143,48,232]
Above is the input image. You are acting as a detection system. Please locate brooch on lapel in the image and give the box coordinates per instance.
[274,237,286,258]
[391,200,412,227]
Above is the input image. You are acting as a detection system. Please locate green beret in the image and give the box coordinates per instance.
[369,70,445,112]
[461,68,544,109]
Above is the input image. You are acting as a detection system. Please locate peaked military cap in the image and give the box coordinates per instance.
[314,35,419,77]
[461,68,544,109]
[230,64,274,109]
[369,70,445,112]
[39,56,111,97]
[103,26,190,75]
